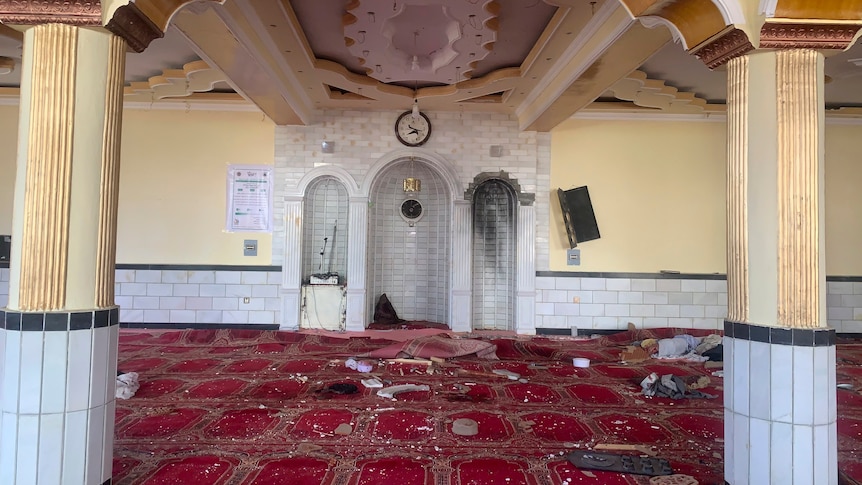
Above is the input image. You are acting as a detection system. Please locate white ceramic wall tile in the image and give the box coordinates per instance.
[605,279,630,291]
[792,346,815,426]
[84,405,105,485]
[41,332,68,414]
[143,310,169,322]
[680,280,706,292]
[748,341,771,420]
[188,271,216,284]
[748,417,770,485]
[171,284,199,298]
[0,412,16,481]
[200,284,226,297]
[792,424,814,484]
[554,278,579,290]
[159,297,185,310]
[18,332,43,414]
[770,343,794,423]
[196,311,223,324]
[812,424,831,485]
[770,421,793,484]
[225,285,252,298]
[732,412,749,485]
[732,338,750,415]
[89,327,110,409]
[146,283,172,296]
[38,412,64,485]
[631,279,656,291]
[812,346,832,425]
[161,270,188,284]
[215,271,241,285]
[170,310,196,323]
[66,330,92,412]
[62,409,88,484]
[1,331,20,413]
[724,409,734,484]
[15,414,38,483]
[102,400,116,482]
[656,279,681,292]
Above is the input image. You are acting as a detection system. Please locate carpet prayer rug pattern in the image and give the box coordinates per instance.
[111,328,862,484]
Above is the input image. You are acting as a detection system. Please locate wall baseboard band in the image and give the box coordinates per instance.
[536,270,727,280]
[115,264,281,272]
[120,322,280,330]
[537,270,862,282]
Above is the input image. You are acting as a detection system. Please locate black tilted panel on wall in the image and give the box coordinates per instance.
[0,235,9,261]
[557,187,600,248]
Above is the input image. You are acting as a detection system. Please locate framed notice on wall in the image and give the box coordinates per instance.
[226,164,273,232]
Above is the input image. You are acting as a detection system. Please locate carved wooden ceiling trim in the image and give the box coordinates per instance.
[689,26,754,69]
[105,2,163,53]
[0,0,101,25]
[760,22,862,50]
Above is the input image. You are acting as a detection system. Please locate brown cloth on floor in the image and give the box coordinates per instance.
[372,293,405,325]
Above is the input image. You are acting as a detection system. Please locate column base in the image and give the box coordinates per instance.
[1,309,119,485]
[723,320,836,485]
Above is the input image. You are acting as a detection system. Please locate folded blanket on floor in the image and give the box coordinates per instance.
[363,334,498,359]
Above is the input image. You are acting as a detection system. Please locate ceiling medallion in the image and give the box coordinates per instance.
[344,0,499,85]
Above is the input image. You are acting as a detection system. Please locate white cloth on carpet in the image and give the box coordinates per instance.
[116,372,140,400]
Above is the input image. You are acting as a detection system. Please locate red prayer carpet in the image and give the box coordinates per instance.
[111,328,862,484]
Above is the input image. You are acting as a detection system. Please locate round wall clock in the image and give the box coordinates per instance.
[395,111,431,147]
[400,199,424,225]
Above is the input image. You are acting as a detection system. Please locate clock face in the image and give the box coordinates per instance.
[395,111,431,147]
[400,199,423,220]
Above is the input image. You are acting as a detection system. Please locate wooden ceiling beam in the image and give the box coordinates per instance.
[517,2,671,132]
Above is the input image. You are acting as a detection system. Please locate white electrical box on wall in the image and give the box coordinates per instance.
[300,284,346,331]
[567,248,581,266]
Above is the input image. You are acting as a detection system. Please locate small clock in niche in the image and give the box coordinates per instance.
[395,110,431,146]
[400,198,424,226]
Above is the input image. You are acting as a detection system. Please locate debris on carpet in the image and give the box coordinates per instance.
[115,371,140,400]
[566,450,674,476]
[640,372,717,399]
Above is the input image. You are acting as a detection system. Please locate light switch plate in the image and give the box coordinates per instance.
[244,239,258,257]
[567,248,580,266]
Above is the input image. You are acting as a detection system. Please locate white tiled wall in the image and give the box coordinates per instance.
[113,269,281,325]
[826,281,862,333]
[367,161,450,322]
[272,109,551,268]
[2,268,862,330]
[537,275,862,332]
[2,267,862,330]
[302,177,348,282]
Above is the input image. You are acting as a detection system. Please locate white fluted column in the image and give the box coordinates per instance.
[345,197,368,331]
[516,203,536,334]
[450,200,472,332]
[279,196,303,330]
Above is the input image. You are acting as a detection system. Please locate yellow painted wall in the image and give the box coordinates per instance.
[0,104,18,236]
[550,118,727,273]
[117,108,275,264]
[550,117,862,275]
[825,124,862,275]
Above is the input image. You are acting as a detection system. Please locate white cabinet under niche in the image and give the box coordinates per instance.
[300,284,346,331]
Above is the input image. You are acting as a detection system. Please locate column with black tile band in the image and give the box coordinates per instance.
[723,49,833,485]
[0,22,126,485]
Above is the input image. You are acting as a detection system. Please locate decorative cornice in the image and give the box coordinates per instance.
[0,0,101,25]
[105,2,164,53]
[690,27,754,70]
[760,22,862,50]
